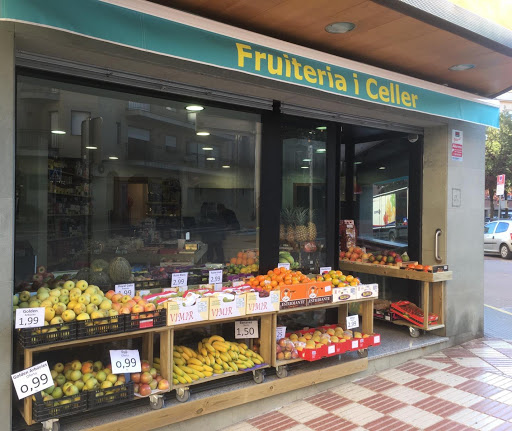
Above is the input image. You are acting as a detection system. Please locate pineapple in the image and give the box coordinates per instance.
[295,208,309,243]
[307,209,317,241]
[284,208,296,245]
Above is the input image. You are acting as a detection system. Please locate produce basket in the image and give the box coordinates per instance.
[32,392,87,422]
[390,300,439,326]
[357,333,381,349]
[17,321,77,348]
[297,340,351,361]
[124,308,166,331]
[87,381,134,410]
[76,315,124,339]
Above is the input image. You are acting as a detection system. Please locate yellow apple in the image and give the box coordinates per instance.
[50,316,63,325]
[90,294,103,306]
[99,299,112,310]
[53,302,67,315]
[44,307,56,322]
[75,280,88,291]
[86,303,98,315]
[62,309,76,322]
[63,280,75,290]
[73,303,87,315]
[78,294,90,305]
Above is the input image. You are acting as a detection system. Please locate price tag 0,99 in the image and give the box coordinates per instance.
[11,361,53,400]
[209,269,223,285]
[115,283,135,297]
[235,320,259,339]
[346,314,359,330]
[15,307,45,329]
[110,349,141,374]
[171,272,188,288]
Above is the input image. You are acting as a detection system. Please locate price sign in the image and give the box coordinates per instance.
[278,262,290,270]
[209,269,223,284]
[346,314,359,330]
[15,308,45,329]
[110,349,141,374]
[276,326,287,341]
[115,283,135,297]
[138,289,150,298]
[11,361,53,400]
[171,272,188,288]
[235,320,259,339]
[320,267,332,275]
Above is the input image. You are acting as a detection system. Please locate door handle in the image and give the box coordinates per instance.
[435,229,442,262]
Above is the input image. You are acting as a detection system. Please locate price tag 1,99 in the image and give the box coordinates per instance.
[235,320,259,339]
[15,308,45,329]
[11,361,53,400]
[171,272,188,288]
[115,283,135,297]
[209,269,223,285]
[277,262,290,270]
[276,326,287,341]
[346,314,360,330]
[110,349,141,374]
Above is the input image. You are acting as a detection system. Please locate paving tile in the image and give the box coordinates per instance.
[444,365,490,379]
[453,357,498,369]
[414,358,453,370]
[248,411,299,431]
[413,397,464,417]
[304,413,357,431]
[449,408,503,430]
[423,370,469,387]
[278,400,330,423]
[365,415,420,431]
[470,348,508,359]
[389,404,443,429]
[378,368,420,384]
[474,372,512,389]
[354,375,398,392]
[222,422,260,431]
[396,361,439,377]
[404,377,451,395]
[331,382,377,402]
[455,379,504,398]
[483,341,512,349]
[381,385,430,405]
[471,398,512,421]
[495,349,512,358]
[424,419,476,430]
[360,394,408,414]
[436,387,485,407]
[444,347,478,358]
[490,389,512,406]
[331,401,384,426]
[489,421,512,431]
[304,391,352,411]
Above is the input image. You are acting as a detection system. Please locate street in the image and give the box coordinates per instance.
[484,255,512,312]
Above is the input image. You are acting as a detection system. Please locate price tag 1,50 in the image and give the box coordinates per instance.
[171,272,188,288]
[15,308,45,329]
[346,314,360,330]
[209,269,223,285]
[235,320,259,339]
[11,361,53,400]
[277,262,290,270]
[110,349,141,374]
[115,283,135,297]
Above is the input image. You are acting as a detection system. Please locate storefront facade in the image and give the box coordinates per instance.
[1,0,507,429]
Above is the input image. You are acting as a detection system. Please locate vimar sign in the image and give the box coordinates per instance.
[1,0,499,127]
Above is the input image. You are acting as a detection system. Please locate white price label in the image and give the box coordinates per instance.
[276,326,287,341]
[346,315,359,330]
[11,361,53,400]
[235,320,259,339]
[214,283,223,291]
[115,283,135,297]
[278,262,290,270]
[320,267,332,275]
[110,349,141,374]
[374,335,380,344]
[171,272,188,288]
[15,308,45,329]
[351,340,359,349]
[328,344,335,354]
[209,269,223,284]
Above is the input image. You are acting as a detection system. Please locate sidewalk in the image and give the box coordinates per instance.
[225,308,512,431]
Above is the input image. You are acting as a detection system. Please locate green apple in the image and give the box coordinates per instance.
[13,295,19,306]
[19,291,31,302]
[54,363,64,373]
[63,280,75,290]
[70,370,82,381]
[52,387,63,399]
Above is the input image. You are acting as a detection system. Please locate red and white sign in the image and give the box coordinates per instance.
[451,130,463,161]
[497,174,506,196]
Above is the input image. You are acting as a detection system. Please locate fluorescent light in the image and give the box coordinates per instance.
[325,22,356,34]
[109,156,118,160]
[316,126,327,130]
[449,64,475,71]
[316,148,326,153]
[378,166,386,170]
[202,147,213,151]
[222,165,230,168]
[303,158,312,162]
[196,131,210,136]
[354,161,362,165]
[186,105,204,111]
[206,157,215,161]
[85,146,98,150]
[301,166,309,169]
[51,130,66,135]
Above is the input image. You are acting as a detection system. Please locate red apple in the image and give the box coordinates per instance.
[141,361,151,373]
[149,367,157,378]
[139,383,151,396]
[155,375,163,383]
[131,372,141,383]
[132,304,145,314]
[140,371,153,384]
[149,379,158,390]
[144,303,156,312]
[105,290,116,300]
[158,379,170,391]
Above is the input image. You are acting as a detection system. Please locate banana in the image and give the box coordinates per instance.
[153,357,160,364]
[220,353,231,362]
[189,373,200,381]
[188,364,204,372]
[238,346,246,355]
[203,371,213,377]
[209,335,225,344]
[178,365,196,374]
[254,353,264,362]
[177,375,187,384]
[198,341,203,352]
[215,351,220,359]
[202,364,213,372]
[208,354,215,364]
[228,351,238,360]
[204,343,215,353]
[237,362,248,370]
[230,343,239,353]
[175,346,184,353]
[182,346,196,358]
[173,351,182,359]
[212,363,222,371]
[238,354,248,361]
[221,361,229,371]
[213,342,229,353]
[229,361,239,372]
[188,358,203,367]
[174,357,185,366]
[173,364,184,377]
[196,354,206,364]
[203,355,211,366]
[239,343,248,350]
[192,369,205,378]
[181,352,190,361]
[201,347,208,358]
[252,358,262,365]
[173,372,178,379]
[183,373,193,383]
[173,378,179,385]
[214,368,224,374]
[245,350,253,357]
[153,363,161,370]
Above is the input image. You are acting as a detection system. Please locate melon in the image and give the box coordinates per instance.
[90,259,109,272]
[89,271,111,287]
[75,267,91,282]
[108,257,132,283]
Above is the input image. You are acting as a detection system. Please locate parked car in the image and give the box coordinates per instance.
[484,220,512,259]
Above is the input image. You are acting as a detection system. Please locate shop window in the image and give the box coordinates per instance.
[15,75,260,288]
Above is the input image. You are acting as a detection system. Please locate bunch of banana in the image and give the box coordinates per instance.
[171,336,265,385]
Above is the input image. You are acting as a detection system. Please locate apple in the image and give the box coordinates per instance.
[112,302,122,312]
[74,380,85,391]
[149,368,157,379]
[63,280,75,290]
[19,291,31,302]
[54,363,64,373]
[133,383,139,393]
[111,293,123,303]
[71,360,82,371]
[121,295,132,304]
[70,370,82,381]
[81,362,93,374]
[139,383,151,397]
[90,294,103,306]
[37,292,50,302]
[73,303,86,315]
[52,387,63,399]
[125,300,136,309]
[144,303,156,312]
[108,309,119,317]
[141,361,151,373]
[157,379,170,391]
[85,378,99,390]
[82,373,93,383]
[55,374,66,387]
[50,316,64,325]
[53,302,67,315]
[106,373,118,384]
[100,380,113,389]
[32,274,44,283]
[58,295,70,305]
[13,295,19,306]
[119,307,131,315]
[86,303,98,315]
[132,304,144,314]
[140,372,153,384]
[105,290,115,300]
[96,370,107,383]
[61,309,76,322]
[130,372,141,383]
[76,312,91,321]
[99,299,112,310]
[78,294,91,305]
[37,265,47,274]
[64,369,73,380]
[44,307,56,322]
[149,379,158,390]
[93,361,103,372]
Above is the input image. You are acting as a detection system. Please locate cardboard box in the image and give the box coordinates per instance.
[246,290,280,314]
[356,284,378,299]
[209,294,246,320]
[165,297,209,326]
[332,286,358,303]
[280,281,332,309]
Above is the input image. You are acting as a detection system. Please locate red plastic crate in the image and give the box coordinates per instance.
[391,301,438,326]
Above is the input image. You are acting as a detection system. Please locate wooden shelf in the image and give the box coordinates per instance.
[391,320,445,331]
[173,365,270,388]
[278,297,374,315]
[339,261,452,282]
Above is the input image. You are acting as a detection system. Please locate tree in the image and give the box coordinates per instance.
[485,112,512,218]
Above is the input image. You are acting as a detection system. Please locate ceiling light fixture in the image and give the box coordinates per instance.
[196,131,210,136]
[186,105,204,111]
[303,158,312,162]
[222,165,230,168]
[325,22,356,34]
[449,64,475,71]
[109,156,118,160]
[301,166,309,169]
[202,147,213,151]
[354,161,362,165]
[378,166,386,170]
[85,146,98,150]
[316,148,326,153]
[206,157,215,161]
[316,126,327,130]
[51,130,66,135]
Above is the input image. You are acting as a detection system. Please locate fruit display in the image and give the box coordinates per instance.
[172,335,265,385]
[280,207,317,245]
[131,359,170,396]
[278,251,299,269]
[340,247,409,266]
[246,267,312,291]
[404,263,433,272]
[228,250,259,266]
[315,270,361,287]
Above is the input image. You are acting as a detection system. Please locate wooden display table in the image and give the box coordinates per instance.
[339,261,452,336]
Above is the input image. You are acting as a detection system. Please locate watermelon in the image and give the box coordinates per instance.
[89,271,111,287]
[90,259,109,272]
[75,267,91,282]
[108,257,132,283]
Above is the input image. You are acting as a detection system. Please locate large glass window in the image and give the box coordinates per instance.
[15,75,260,287]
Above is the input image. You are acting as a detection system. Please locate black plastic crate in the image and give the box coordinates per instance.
[76,315,124,339]
[124,308,166,332]
[17,321,77,348]
[87,381,134,410]
[134,279,172,290]
[33,392,87,422]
